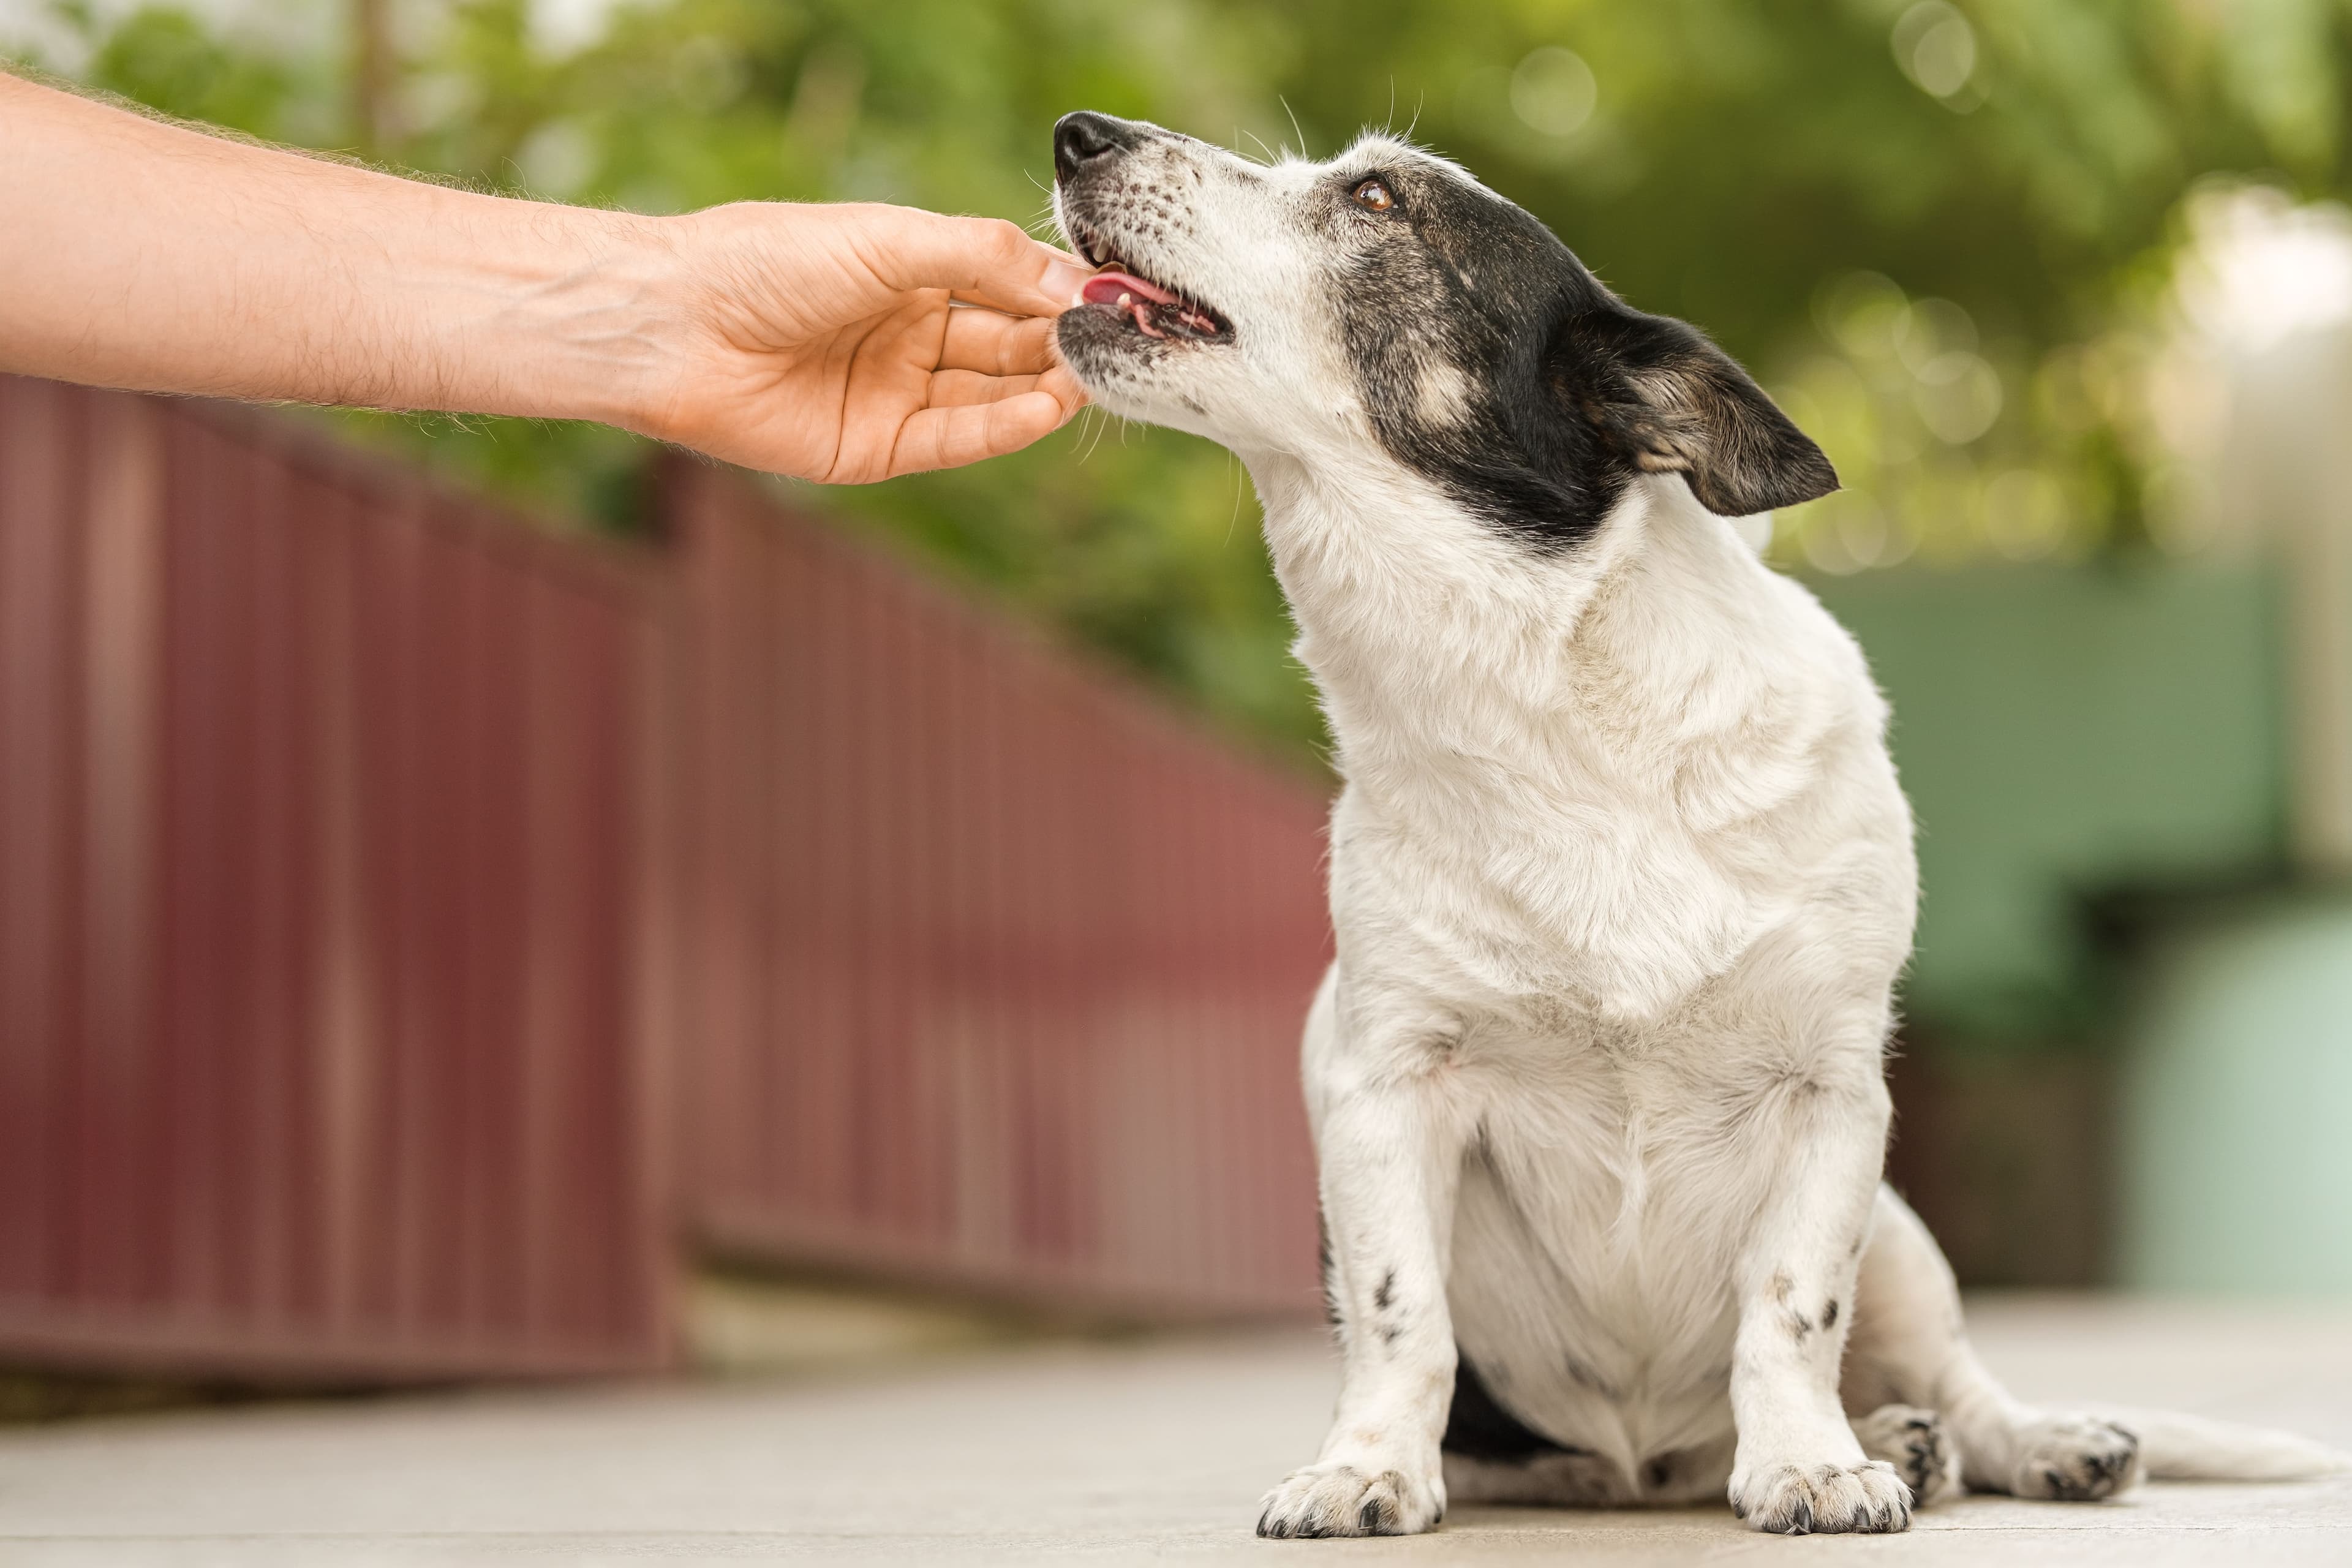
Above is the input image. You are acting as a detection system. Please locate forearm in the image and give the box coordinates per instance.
[0,73,677,425]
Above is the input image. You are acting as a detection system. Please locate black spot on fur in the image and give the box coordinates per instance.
[1788,1311,1814,1340]
[1823,1298,1840,1329]
[1562,1352,1623,1403]
[1317,1213,1338,1330]
[1329,157,1834,551]
[1329,170,1626,551]
[1645,1455,1675,1490]
[1442,1349,1594,1463]
[1374,1270,1396,1311]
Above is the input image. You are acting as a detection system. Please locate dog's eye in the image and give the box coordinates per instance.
[1351,178,1396,212]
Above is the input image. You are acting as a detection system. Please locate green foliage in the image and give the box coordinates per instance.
[78,5,301,131]
[13,0,2352,761]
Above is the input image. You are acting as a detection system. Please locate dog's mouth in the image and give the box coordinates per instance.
[1064,219,1233,345]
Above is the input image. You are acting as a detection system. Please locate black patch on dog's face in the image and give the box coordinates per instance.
[1326,151,1837,549]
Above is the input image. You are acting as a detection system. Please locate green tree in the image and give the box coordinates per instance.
[13,0,2352,761]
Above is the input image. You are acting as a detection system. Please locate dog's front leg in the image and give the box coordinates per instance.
[1725,1061,1913,1535]
[1257,983,1468,1539]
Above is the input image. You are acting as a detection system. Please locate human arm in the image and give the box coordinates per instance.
[0,72,1091,481]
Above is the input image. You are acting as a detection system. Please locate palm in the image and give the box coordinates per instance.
[650,205,1087,484]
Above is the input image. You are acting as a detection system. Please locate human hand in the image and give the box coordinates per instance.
[630,202,1093,484]
[0,77,1088,480]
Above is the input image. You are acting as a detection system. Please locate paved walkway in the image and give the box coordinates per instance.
[0,1297,2346,1564]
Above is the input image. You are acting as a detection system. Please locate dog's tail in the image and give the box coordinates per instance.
[2116,1408,2351,1480]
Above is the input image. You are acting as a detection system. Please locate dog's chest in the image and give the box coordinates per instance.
[1327,647,1855,1031]
[1439,1028,1788,1466]
[1338,763,1802,1027]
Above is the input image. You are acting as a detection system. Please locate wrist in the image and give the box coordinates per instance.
[474,205,698,435]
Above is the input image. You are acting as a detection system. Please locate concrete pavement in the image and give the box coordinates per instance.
[0,1295,2346,1564]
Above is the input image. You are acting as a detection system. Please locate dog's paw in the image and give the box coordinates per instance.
[1852,1404,1963,1508]
[1256,1461,1442,1538]
[1728,1459,1913,1535]
[2008,1414,2142,1501]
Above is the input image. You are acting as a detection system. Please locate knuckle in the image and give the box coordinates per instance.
[975,217,1028,260]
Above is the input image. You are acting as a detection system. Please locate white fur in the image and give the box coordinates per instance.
[1054,124,2348,1538]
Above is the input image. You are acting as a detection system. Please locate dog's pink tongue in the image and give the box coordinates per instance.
[1082,269,1178,307]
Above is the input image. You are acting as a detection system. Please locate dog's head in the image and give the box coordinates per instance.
[1050,111,1836,548]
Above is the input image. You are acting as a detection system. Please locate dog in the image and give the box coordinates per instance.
[1047,110,2348,1537]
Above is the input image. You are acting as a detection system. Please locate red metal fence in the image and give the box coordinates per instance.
[0,376,1328,1380]
[665,467,1327,1316]
[0,378,671,1378]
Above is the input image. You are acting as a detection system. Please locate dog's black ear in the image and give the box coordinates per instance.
[1553,307,1838,517]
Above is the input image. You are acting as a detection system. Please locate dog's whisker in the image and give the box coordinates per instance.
[1224,451,1249,546]
[1079,404,1112,465]
[1280,94,1310,162]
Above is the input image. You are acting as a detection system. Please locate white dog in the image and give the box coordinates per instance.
[1049,111,2346,1537]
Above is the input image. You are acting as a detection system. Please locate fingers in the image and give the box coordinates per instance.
[940,307,1061,376]
[887,365,1086,477]
[925,369,1044,408]
[846,207,1093,320]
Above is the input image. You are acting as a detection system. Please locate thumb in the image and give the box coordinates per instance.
[846,207,1093,318]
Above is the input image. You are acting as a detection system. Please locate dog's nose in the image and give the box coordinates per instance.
[1054,111,1142,181]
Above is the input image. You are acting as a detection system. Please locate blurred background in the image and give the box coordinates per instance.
[5,0,2352,1409]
